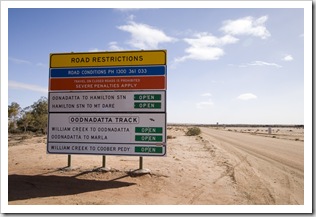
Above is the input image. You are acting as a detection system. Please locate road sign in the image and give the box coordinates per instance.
[135,146,164,154]
[49,91,166,113]
[50,66,166,78]
[49,76,166,91]
[47,143,166,156]
[48,50,167,157]
[50,50,166,68]
[48,113,166,144]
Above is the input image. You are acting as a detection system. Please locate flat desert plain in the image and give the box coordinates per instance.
[8,126,304,205]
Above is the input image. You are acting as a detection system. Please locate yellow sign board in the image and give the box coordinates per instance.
[50,50,166,68]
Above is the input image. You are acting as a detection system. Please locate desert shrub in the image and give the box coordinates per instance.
[8,128,23,134]
[185,127,201,136]
[167,135,176,139]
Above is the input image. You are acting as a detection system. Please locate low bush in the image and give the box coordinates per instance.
[185,127,201,136]
[167,135,176,139]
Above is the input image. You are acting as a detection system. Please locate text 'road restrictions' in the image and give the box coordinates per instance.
[48,113,166,144]
[48,143,166,156]
[49,91,165,112]
[50,50,166,68]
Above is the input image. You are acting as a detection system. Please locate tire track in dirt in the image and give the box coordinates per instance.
[200,127,304,205]
[202,138,276,204]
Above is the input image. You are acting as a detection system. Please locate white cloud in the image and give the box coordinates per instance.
[108,41,124,51]
[9,80,47,93]
[175,32,238,62]
[175,15,270,64]
[239,60,282,68]
[237,93,257,100]
[36,62,46,67]
[175,46,224,62]
[196,100,214,109]
[184,32,238,47]
[117,21,176,49]
[249,61,282,68]
[88,48,102,52]
[10,58,46,68]
[127,14,136,21]
[283,55,294,61]
[221,16,271,39]
[9,57,31,65]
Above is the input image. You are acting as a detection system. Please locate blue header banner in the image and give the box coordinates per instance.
[50,66,166,78]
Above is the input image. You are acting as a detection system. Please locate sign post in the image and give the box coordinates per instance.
[48,50,167,172]
[100,155,111,172]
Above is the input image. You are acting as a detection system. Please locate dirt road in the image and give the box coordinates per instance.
[8,126,304,208]
[200,127,304,205]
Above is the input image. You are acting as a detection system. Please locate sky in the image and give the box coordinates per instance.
[3,1,312,125]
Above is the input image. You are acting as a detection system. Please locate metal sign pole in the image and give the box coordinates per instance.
[63,154,72,170]
[67,155,71,168]
[139,157,143,170]
[102,155,106,168]
[100,155,110,172]
[130,156,150,175]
